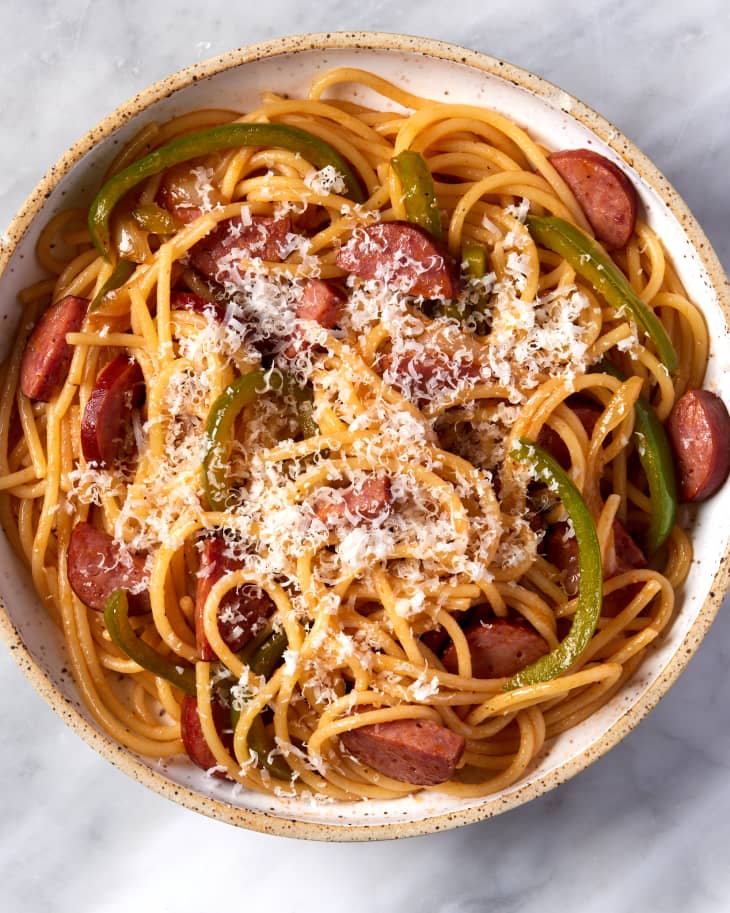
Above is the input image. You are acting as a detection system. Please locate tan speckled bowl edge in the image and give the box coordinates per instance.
[1,31,729,841]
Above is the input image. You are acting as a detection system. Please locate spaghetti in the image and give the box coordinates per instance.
[0,68,714,801]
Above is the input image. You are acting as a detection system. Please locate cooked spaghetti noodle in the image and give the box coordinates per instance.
[0,68,706,801]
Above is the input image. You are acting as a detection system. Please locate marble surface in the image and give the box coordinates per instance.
[1,1,729,910]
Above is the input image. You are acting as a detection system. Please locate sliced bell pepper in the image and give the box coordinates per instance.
[462,240,487,279]
[506,439,603,689]
[132,202,183,235]
[526,215,678,373]
[89,123,365,259]
[103,589,196,695]
[88,258,136,313]
[229,627,290,779]
[202,369,316,510]
[391,150,442,239]
[601,360,678,554]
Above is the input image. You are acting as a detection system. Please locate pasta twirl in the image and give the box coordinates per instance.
[0,68,718,801]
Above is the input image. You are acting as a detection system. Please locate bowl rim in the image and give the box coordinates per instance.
[1,30,729,841]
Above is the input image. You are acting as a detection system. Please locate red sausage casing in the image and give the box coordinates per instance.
[19,295,87,401]
[549,148,638,249]
[667,389,730,502]
[180,695,232,777]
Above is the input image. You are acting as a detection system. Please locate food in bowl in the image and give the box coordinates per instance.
[1,63,728,803]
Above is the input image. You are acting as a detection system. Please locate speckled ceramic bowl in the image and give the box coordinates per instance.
[1,33,729,840]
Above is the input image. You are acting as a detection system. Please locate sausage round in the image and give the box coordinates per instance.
[340,717,465,786]
[441,618,549,678]
[195,536,275,661]
[81,355,145,466]
[19,295,87,401]
[67,522,150,614]
[180,695,232,777]
[314,477,392,525]
[189,215,292,283]
[545,519,646,617]
[549,148,638,249]
[336,221,460,299]
[667,388,730,502]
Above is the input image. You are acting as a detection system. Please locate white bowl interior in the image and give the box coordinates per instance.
[1,43,729,833]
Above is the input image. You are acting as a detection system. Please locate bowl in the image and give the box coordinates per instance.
[1,32,729,840]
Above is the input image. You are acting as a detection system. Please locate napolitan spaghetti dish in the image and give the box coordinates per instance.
[1,67,728,802]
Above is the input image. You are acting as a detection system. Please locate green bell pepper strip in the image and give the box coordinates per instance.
[390,150,442,239]
[229,627,290,779]
[506,439,603,690]
[202,369,316,510]
[103,589,196,695]
[89,123,365,259]
[88,258,136,313]
[462,240,487,279]
[248,627,288,678]
[600,361,678,554]
[526,215,678,373]
[132,202,183,235]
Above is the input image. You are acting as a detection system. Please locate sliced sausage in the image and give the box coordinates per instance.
[537,399,602,468]
[189,215,292,283]
[80,355,145,466]
[340,717,465,786]
[195,536,275,661]
[382,350,480,406]
[314,477,392,525]
[549,148,638,249]
[180,695,232,777]
[294,204,329,235]
[297,279,346,328]
[336,221,460,299]
[156,162,225,224]
[666,388,730,502]
[171,290,225,321]
[19,295,87,401]
[441,618,549,678]
[284,280,347,359]
[544,518,646,617]
[67,521,150,614]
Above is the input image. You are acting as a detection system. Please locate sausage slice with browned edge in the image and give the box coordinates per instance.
[180,695,232,777]
[549,149,638,249]
[81,355,145,466]
[336,221,460,299]
[441,618,549,678]
[667,388,730,502]
[189,215,292,283]
[67,522,150,614]
[19,295,87,401]
[314,477,393,525]
[195,535,275,661]
[340,717,465,786]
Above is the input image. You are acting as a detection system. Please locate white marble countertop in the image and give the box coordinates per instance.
[1,1,729,911]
